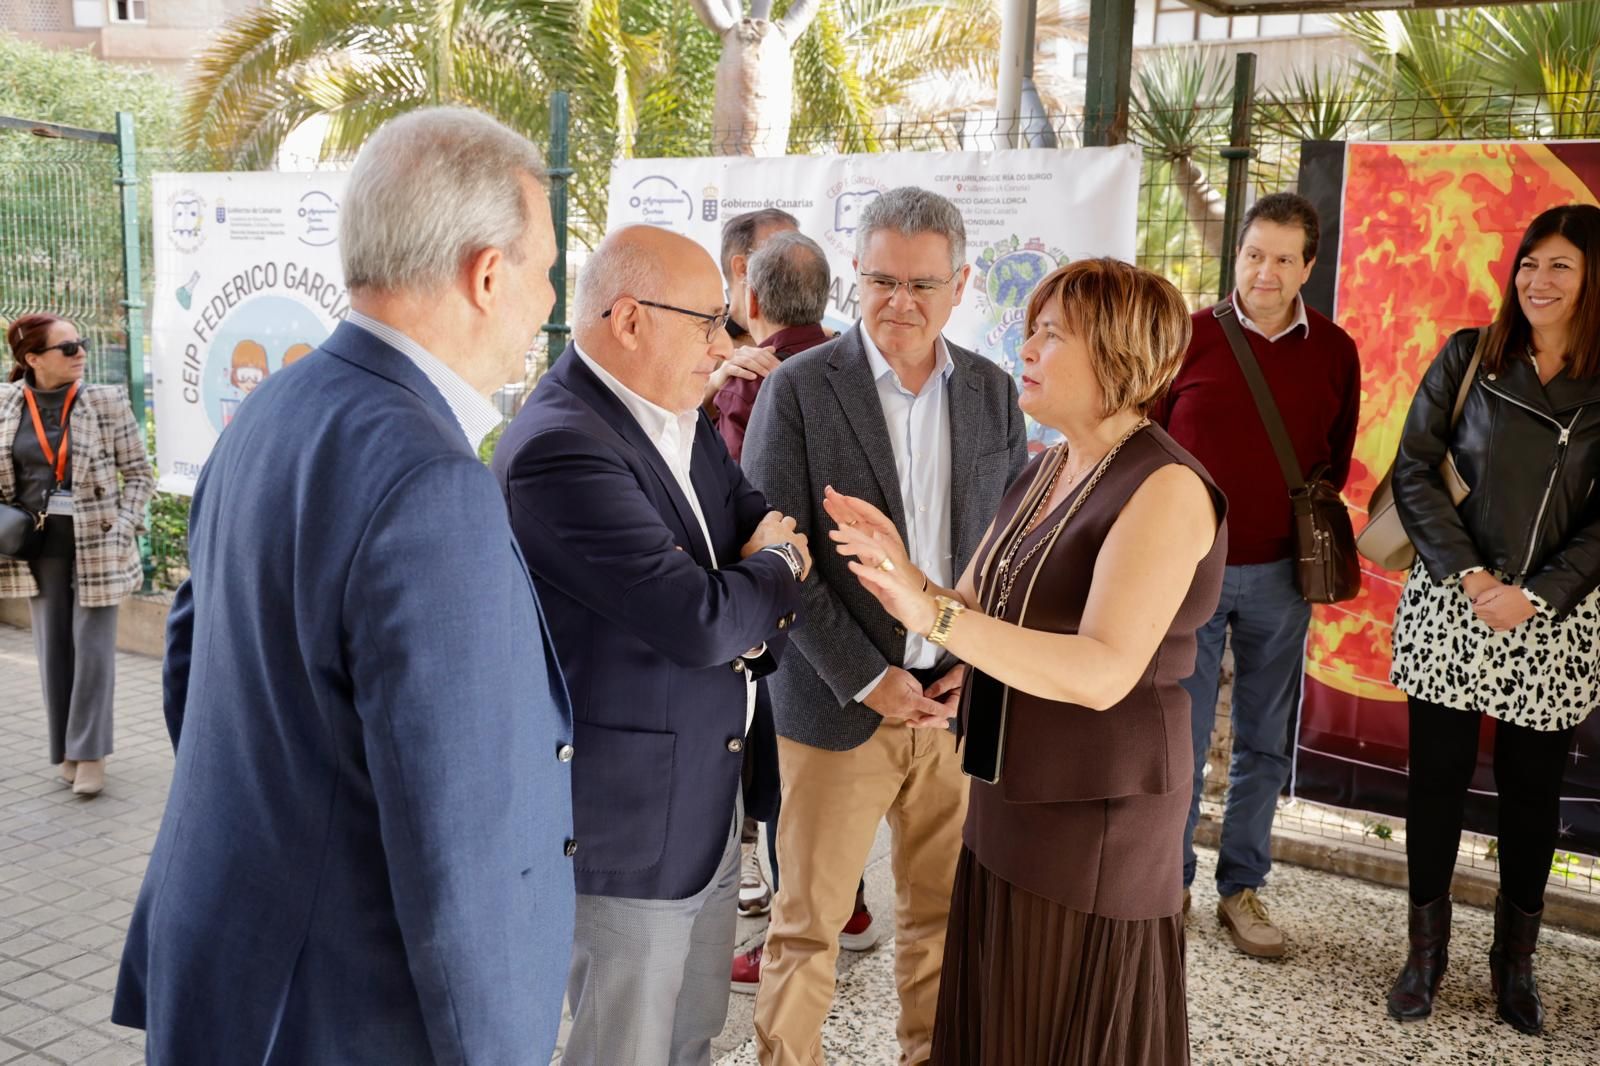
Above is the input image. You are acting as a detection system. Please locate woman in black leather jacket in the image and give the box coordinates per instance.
[1386,204,1600,1036]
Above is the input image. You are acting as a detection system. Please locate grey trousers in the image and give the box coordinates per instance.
[561,798,743,1066]
[28,555,117,764]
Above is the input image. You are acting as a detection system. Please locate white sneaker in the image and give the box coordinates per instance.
[738,842,771,917]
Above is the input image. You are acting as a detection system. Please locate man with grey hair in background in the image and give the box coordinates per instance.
[721,207,800,342]
[743,188,1027,1065]
[113,107,576,1065]
[494,223,810,1066]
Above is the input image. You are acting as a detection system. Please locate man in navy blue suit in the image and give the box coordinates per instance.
[112,108,577,1065]
[493,224,809,1066]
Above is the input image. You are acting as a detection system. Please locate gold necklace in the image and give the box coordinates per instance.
[993,419,1148,618]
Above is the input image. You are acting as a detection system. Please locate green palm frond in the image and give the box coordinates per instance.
[1131,48,1230,161]
[1474,2,1600,136]
[1259,64,1374,143]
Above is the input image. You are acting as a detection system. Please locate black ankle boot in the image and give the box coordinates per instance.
[1387,895,1451,1020]
[1489,893,1545,1035]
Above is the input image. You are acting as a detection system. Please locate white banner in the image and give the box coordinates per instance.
[151,172,350,495]
[606,146,1141,444]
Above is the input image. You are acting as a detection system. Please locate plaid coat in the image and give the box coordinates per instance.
[0,382,154,607]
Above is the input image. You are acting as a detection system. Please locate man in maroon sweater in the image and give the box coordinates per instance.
[1153,192,1361,959]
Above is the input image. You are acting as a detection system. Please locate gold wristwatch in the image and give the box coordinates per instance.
[927,595,966,647]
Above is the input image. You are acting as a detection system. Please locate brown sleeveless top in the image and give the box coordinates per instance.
[959,425,1228,805]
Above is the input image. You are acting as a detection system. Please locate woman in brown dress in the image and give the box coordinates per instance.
[826,258,1227,1065]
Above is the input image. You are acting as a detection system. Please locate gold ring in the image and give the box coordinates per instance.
[877,558,896,572]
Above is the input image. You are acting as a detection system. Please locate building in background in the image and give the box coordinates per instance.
[2,0,258,74]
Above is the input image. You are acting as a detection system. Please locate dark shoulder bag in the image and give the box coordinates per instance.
[1214,302,1361,604]
[0,500,45,560]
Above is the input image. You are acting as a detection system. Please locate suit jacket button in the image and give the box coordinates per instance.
[101,522,113,532]
[564,839,578,857]
[94,487,105,499]
[727,737,744,754]
[732,659,746,673]
[776,617,788,630]
[893,624,907,637]
[557,743,575,763]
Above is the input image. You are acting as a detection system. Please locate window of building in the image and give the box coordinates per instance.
[1259,13,1301,37]
[108,0,148,23]
[1153,0,1197,44]
[1072,51,1090,80]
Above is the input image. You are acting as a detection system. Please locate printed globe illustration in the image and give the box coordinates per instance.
[986,249,1055,311]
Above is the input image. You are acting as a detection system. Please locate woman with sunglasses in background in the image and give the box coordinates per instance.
[1,314,154,796]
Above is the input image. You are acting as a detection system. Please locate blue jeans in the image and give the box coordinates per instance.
[1180,560,1311,898]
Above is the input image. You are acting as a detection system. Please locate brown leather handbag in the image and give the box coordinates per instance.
[1215,303,1361,604]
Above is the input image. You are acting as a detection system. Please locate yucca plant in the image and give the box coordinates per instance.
[1130,49,1231,257]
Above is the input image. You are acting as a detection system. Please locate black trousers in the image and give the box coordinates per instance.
[1406,696,1575,912]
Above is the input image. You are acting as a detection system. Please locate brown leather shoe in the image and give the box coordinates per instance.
[71,759,104,796]
[1218,888,1286,958]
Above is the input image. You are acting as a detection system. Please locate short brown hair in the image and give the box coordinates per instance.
[1239,192,1320,263]
[1025,258,1192,418]
[719,208,799,279]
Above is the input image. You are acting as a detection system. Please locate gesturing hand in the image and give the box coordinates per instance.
[862,666,953,728]
[825,487,936,635]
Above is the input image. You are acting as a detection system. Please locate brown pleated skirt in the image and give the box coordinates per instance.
[930,848,1190,1066]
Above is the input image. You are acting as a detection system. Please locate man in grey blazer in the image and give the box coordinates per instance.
[742,187,1027,1066]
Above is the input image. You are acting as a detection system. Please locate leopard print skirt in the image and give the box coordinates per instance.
[1390,567,1600,732]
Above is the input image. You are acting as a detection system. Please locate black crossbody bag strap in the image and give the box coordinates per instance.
[1214,301,1305,492]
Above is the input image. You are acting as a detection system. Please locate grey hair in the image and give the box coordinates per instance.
[748,231,830,327]
[719,207,799,278]
[340,107,547,293]
[854,187,967,273]
[570,228,665,328]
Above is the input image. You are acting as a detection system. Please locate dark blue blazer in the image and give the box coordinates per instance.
[493,346,800,900]
[113,322,576,1065]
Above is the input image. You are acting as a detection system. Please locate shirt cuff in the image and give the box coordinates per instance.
[1452,566,1486,583]
[853,667,890,706]
[1523,589,1551,616]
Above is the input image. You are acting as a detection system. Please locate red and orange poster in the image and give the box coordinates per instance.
[1294,141,1600,855]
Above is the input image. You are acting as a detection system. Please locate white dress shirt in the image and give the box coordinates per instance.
[573,344,757,731]
[346,310,503,451]
[852,327,955,703]
[1233,291,1310,343]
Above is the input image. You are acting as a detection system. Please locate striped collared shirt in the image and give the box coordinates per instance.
[346,310,502,451]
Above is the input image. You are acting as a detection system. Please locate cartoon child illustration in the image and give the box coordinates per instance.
[230,340,269,394]
[282,343,314,368]
[220,340,269,429]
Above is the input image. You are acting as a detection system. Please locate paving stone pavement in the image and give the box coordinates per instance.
[4,621,1600,1066]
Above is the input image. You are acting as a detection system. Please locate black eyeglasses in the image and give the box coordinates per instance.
[603,299,731,342]
[40,340,89,358]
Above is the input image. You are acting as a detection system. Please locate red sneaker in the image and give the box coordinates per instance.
[839,901,881,952]
[731,944,763,994]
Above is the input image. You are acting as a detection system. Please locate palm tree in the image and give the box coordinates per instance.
[182,0,1089,238]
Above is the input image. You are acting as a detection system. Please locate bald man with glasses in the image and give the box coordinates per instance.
[493,224,811,1066]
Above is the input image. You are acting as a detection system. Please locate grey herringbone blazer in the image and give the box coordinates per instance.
[742,325,1027,752]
